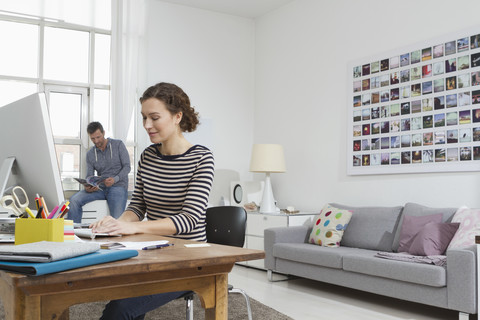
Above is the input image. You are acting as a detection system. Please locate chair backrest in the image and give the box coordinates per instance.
[205,206,247,248]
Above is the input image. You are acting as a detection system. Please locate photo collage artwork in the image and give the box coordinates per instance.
[351,30,480,173]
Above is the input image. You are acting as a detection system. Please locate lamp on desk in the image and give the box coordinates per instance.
[249,144,286,213]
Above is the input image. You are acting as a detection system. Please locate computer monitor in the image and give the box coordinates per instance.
[0,93,65,214]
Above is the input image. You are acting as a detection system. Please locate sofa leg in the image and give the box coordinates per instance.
[267,269,293,282]
[458,312,469,320]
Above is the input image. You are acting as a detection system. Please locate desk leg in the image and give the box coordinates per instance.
[0,275,32,320]
[205,273,228,320]
[477,243,479,320]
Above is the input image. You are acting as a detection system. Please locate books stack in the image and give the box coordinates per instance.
[0,241,138,276]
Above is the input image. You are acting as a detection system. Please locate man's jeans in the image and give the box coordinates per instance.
[67,186,128,223]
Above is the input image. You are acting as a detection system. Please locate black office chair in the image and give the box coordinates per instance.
[181,206,253,320]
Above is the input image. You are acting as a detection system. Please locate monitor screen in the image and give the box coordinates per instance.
[0,93,64,214]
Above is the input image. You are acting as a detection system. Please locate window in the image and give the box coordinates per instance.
[0,1,136,197]
[44,27,90,83]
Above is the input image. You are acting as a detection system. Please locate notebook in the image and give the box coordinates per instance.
[0,241,100,262]
[0,249,138,275]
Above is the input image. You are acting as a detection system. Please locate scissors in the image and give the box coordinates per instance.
[0,186,29,217]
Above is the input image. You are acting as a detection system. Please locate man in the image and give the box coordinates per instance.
[68,122,131,223]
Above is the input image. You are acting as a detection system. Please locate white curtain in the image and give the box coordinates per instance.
[110,0,145,141]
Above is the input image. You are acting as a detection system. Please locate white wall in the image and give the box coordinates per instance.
[255,0,480,210]
[143,0,480,211]
[141,1,255,181]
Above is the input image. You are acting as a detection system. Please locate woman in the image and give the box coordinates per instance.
[92,82,214,320]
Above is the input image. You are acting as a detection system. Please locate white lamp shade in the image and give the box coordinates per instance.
[249,144,286,173]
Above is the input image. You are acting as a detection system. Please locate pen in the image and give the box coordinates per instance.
[40,196,49,218]
[142,243,174,250]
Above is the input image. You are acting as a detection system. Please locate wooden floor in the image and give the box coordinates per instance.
[229,265,475,320]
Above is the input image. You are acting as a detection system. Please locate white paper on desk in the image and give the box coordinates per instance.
[184,243,210,248]
[98,240,169,250]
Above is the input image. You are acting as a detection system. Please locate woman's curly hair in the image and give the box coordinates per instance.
[140,82,199,132]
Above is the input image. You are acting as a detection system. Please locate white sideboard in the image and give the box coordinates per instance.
[241,211,317,269]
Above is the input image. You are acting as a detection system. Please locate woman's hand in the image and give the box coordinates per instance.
[89,211,177,236]
[90,215,138,235]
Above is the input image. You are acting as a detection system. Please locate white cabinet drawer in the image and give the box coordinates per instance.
[247,235,264,251]
[247,214,286,236]
[287,215,315,227]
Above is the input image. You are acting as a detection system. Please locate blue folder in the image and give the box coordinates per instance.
[0,249,138,276]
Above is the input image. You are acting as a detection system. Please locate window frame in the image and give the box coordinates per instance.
[0,11,138,197]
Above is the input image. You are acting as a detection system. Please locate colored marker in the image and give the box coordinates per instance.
[59,201,70,214]
[59,207,69,219]
[34,194,40,211]
[36,206,44,219]
[47,206,59,219]
[25,207,35,219]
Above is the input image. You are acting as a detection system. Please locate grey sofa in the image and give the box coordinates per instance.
[264,203,476,320]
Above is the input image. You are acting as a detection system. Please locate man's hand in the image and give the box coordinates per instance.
[104,177,115,187]
[85,185,99,193]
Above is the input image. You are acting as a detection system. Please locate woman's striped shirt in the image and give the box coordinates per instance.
[127,144,214,241]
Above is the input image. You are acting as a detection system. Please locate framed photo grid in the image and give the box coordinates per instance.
[347,27,480,175]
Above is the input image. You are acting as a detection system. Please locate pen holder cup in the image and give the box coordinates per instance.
[15,218,65,245]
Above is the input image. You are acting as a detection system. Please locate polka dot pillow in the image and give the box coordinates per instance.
[447,206,480,249]
[309,204,353,247]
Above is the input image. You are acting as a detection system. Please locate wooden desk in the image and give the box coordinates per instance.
[0,234,265,320]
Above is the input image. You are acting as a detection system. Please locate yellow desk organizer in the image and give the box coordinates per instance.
[15,219,65,245]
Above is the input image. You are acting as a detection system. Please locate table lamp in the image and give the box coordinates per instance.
[249,144,286,213]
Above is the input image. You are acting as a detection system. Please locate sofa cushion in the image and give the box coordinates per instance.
[448,206,480,249]
[331,203,403,252]
[392,203,457,252]
[342,253,446,287]
[408,222,460,256]
[272,243,368,269]
[397,213,443,253]
[309,204,353,247]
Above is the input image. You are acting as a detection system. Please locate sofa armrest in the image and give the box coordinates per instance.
[264,226,310,270]
[446,245,477,314]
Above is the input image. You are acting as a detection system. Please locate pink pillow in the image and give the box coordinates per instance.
[408,222,460,256]
[448,206,480,249]
[397,213,443,252]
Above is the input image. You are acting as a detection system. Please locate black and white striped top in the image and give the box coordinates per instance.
[127,144,214,241]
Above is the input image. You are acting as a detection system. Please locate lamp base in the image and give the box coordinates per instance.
[259,173,279,213]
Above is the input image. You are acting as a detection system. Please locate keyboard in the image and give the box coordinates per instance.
[74,228,120,239]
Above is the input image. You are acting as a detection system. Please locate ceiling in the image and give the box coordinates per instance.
[157,0,294,18]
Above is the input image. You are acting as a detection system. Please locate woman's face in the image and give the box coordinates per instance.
[141,98,182,144]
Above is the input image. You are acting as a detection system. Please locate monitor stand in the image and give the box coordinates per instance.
[0,157,15,197]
